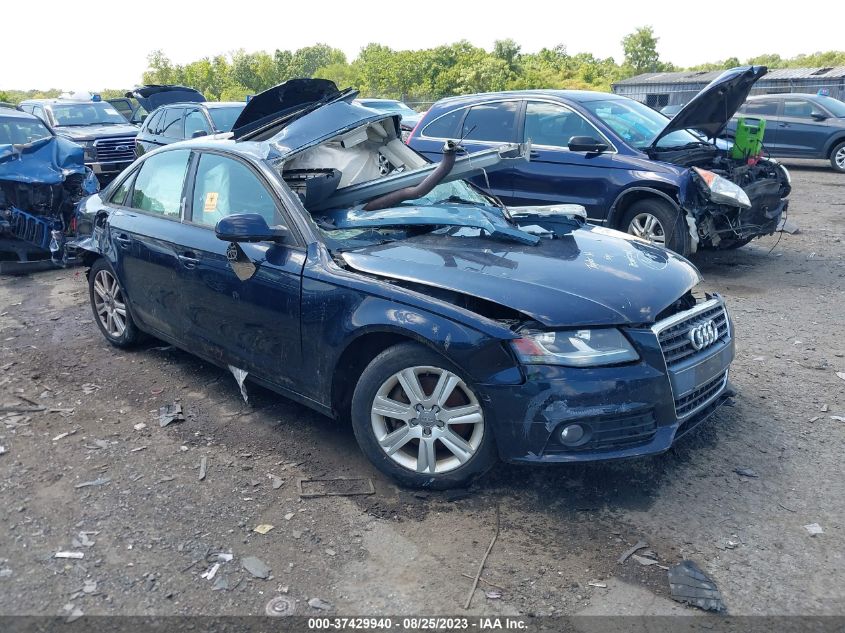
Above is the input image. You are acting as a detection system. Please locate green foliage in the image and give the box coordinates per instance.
[622,26,665,74]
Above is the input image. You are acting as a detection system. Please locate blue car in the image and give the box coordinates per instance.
[73,79,735,489]
[408,66,792,256]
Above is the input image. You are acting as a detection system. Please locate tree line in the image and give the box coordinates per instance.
[2,27,844,107]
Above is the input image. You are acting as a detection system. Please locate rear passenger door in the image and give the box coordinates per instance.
[173,151,306,388]
[412,100,521,201]
[511,100,617,219]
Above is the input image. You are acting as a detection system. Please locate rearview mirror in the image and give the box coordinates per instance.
[192,130,208,138]
[215,213,288,243]
[568,136,609,153]
[810,110,827,121]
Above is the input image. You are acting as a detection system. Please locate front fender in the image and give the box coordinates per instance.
[607,185,680,227]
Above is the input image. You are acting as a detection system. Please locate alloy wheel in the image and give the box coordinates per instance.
[370,366,485,475]
[92,269,127,338]
[628,212,666,244]
[835,146,845,171]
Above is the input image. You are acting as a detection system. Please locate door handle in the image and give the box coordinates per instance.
[779,123,789,127]
[177,252,200,269]
[114,233,131,248]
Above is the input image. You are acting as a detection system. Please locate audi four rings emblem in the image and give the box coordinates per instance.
[688,319,718,350]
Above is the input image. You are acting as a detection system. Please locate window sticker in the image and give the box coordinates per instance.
[204,192,219,212]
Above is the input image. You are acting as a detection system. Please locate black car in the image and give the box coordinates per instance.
[18,97,139,181]
[71,79,735,489]
[409,67,791,256]
[727,93,845,172]
[134,102,245,157]
[108,84,206,126]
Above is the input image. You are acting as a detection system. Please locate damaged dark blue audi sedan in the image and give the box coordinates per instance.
[73,79,735,489]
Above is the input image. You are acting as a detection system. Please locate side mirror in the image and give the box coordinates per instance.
[192,130,208,138]
[568,136,609,153]
[215,213,288,243]
[810,110,827,121]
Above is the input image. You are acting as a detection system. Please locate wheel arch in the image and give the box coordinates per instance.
[825,134,845,158]
[607,186,681,229]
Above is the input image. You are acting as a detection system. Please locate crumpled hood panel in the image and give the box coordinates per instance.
[342,226,701,327]
[0,136,89,186]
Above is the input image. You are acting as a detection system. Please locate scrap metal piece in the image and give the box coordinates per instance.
[228,366,249,403]
[617,540,648,564]
[667,560,726,613]
[241,556,271,579]
[297,477,375,498]
[158,403,184,427]
[74,477,110,489]
[198,457,208,481]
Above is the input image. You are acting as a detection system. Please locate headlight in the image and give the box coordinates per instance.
[512,328,639,367]
[692,167,751,209]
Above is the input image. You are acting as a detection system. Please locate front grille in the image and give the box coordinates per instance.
[656,302,730,369]
[674,371,728,420]
[93,137,136,163]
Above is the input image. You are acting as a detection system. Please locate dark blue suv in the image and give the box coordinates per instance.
[409,66,792,256]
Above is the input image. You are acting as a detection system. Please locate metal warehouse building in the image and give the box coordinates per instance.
[612,67,845,107]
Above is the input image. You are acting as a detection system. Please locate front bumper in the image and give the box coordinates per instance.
[484,299,736,463]
[87,160,132,176]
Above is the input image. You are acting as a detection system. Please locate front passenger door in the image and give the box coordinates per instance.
[777,98,830,157]
[174,152,306,389]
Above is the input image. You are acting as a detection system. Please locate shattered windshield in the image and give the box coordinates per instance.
[582,98,703,149]
[50,102,127,126]
[0,116,52,144]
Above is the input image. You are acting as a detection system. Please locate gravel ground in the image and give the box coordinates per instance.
[0,159,843,619]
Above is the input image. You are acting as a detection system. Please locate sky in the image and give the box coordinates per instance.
[2,0,841,90]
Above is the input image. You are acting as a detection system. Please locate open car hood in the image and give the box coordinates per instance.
[651,66,767,145]
[342,226,701,328]
[232,78,359,142]
[127,85,206,111]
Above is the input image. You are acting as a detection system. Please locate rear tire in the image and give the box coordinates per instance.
[351,342,497,489]
[88,258,141,348]
[830,140,845,173]
[622,198,691,256]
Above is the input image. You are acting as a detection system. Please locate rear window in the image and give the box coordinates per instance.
[461,102,519,143]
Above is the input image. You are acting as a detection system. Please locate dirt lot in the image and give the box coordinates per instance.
[0,159,843,621]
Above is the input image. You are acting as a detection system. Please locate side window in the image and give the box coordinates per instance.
[33,105,47,123]
[184,109,211,139]
[129,150,191,217]
[160,108,185,139]
[782,99,814,118]
[421,108,464,138]
[743,100,779,116]
[109,171,137,206]
[524,102,599,147]
[461,101,519,142]
[190,153,279,228]
[19,104,34,114]
[144,109,163,134]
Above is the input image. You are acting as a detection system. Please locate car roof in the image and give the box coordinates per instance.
[431,89,624,109]
[137,136,268,161]
[158,101,244,109]
[0,108,44,121]
[748,93,823,100]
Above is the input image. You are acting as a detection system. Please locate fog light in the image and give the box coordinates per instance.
[560,424,585,446]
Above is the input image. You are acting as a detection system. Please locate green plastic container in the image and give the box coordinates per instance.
[730,117,766,160]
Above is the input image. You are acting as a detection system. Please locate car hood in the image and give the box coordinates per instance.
[128,85,206,111]
[342,225,701,328]
[652,66,767,145]
[0,135,89,186]
[57,124,139,141]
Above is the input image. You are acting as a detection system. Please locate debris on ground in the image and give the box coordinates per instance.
[199,457,208,481]
[228,366,249,403]
[485,589,503,599]
[804,523,823,536]
[0,445,5,455]
[617,540,648,564]
[52,430,77,442]
[212,576,229,591]
[308,597,333,611]
[667,560,726,613]
[587,581,607,589]
[284,513,295,521]
[211,552,233,563]
[81,384,100,395]
[266,596,293,616]
[241,556,271,579]
[777,218,800,234]
[464,505,500,610]
[74,477,110,489]
[0,568,12,578]
[133,423,147,431]
[73,532,96,548]
[158,403,184,427]
[82,580,97,594]
[734,467,759,478]
[830,416,845,422]
[268,474,284,489]
[254,524,274,535]
[297,477,375,498]
[201,563,220,580]
[836,372,845,382]
[324,548,336,556]
[54,551,84,559]
[62,603,83,623]
[632,554,660,566]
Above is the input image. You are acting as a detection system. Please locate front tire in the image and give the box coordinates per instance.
[351,342,497,489]
[622,198,691,256]
[830,140,845,173]
[89,258,141,348]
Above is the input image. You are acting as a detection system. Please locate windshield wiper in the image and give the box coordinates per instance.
[659,141,713,151]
